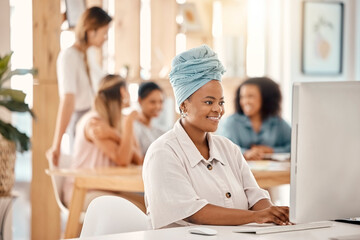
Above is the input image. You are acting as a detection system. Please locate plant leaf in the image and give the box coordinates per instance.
[0,88,26,102]
[1,68,38,87]
[0,100,35,117]
[0,119,30,152]
[0,52,13,79]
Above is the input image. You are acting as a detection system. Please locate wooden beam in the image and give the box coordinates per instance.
[114,0,141,79]
[151,0,177,79]
[32,0,61,239]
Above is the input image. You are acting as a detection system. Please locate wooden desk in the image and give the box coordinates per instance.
[46,166,143,239]
[248,160,290,189]
[67,222,360,240]
[47,161,290,239]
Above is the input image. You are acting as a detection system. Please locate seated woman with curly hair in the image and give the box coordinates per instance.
[217,77,291,160]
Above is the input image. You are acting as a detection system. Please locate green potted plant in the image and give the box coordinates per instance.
[0,52,37,196]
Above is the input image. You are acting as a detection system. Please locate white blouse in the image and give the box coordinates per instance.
[143,120,270,229]
[57,47,104,111]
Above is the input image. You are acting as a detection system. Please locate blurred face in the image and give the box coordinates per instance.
[88,24,110,47]
[120,86,130,108]
[139,89,164,119]
[239,84,262,118]
[182,80,225,133]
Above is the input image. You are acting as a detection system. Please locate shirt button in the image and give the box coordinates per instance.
[207,164,213,170]
[226,192,231,198]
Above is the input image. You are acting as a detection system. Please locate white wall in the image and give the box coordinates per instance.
[267,0,359,122]
[0,0,10,55]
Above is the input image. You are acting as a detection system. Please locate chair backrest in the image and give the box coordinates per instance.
[80,196,151,237]
[47,154,72,214]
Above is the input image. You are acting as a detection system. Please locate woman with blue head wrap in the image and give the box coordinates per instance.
[143,45,290,229]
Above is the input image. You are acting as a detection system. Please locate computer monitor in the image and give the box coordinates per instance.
[290,81,360,223]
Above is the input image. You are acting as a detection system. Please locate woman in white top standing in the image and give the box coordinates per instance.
[143,45,290,229]
[133,81,165,156]
[47,7,112,165]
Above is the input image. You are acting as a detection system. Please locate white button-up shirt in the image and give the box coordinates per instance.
[143,120,270,229]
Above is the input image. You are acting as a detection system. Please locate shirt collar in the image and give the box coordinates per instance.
[173,119,226,168]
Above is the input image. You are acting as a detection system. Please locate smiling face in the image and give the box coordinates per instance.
[139,89,164,119]
[181,80,225,133]
[239,84,262,118]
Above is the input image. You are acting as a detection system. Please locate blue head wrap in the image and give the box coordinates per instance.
[169,44,226,107]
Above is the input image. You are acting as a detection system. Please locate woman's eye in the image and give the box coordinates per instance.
[205,101,213,105]
[219,101,225,106]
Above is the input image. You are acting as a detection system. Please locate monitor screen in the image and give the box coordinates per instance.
[290,81,360,223]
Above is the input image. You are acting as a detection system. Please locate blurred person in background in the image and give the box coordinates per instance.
[47,7,112,165]
[218,77,291,160]
[133,81,165,156]
[62,74,145,212]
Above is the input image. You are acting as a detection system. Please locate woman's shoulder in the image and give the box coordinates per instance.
[58,46,83,60]
[211,133,239,152]
[78,111,101,127]
[267,116,291,127]
[147,129,175,149]
[219,113,248,131]
[223,113,247,123]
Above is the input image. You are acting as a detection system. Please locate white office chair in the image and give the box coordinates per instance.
[80,196,151,237]
[47,154,84,231]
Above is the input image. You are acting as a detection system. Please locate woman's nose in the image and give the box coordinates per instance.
[212,104,222,113]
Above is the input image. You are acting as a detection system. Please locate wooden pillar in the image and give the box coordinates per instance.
[151,0,177,79]
[31,0,61,239]
[114,0,141,79]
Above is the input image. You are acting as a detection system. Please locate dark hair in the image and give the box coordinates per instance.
[235,77,282,120]
[138,81,162,99]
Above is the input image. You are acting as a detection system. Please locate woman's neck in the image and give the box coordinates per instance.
[180,119,208,149]
[138,112,151,127]
[73,41,88,52]
[249,113,262,133]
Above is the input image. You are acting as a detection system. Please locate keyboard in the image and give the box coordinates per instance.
[233,221,333,234]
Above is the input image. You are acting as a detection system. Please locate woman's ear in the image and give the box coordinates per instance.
[180,102,186,113]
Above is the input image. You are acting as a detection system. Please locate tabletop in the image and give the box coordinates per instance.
[66,222,360,240]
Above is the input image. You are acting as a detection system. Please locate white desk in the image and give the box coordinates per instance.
[67,222,360,240]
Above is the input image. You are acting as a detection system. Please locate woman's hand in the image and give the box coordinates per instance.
[46,146,60,166]
[252,145,274,154]
[244,148,264,160]
[125,110,139,123]
[253,206,291,225]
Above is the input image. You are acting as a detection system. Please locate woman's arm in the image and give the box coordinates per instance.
[85,111,140,166]
[86,118,120,142]
[186,202,290,226]
[131,135,144,165]
[46,94,75,166]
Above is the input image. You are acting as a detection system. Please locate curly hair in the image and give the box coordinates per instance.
[235,77,282,120]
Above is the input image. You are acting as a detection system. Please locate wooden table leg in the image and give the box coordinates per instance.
[64,180,87,239]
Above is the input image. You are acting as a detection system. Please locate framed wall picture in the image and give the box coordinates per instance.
[178,2,202,32]
[302,2,344,75]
